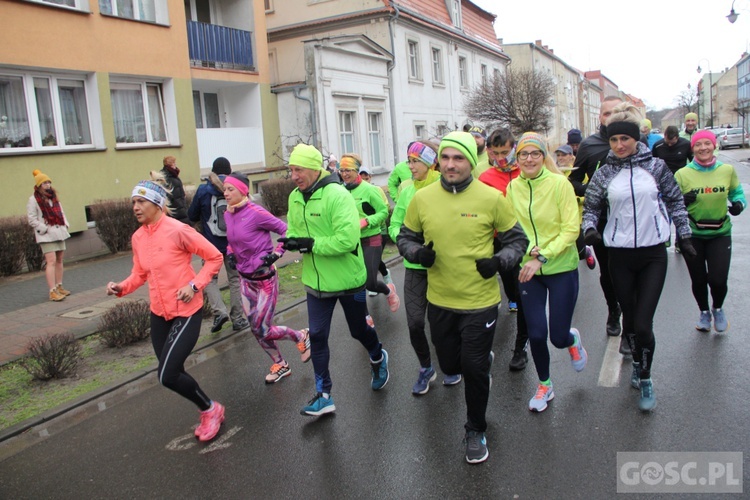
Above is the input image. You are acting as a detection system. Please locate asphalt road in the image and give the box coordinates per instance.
[1,151,749,499]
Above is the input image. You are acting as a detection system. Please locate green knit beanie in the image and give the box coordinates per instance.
[289,143,323,170]
[438,131,478,168]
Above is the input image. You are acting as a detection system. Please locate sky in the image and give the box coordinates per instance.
[471,0,750,110]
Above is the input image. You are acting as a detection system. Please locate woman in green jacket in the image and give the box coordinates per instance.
[339,154,400,314]
[506,133,586,413]
[389,140,459,394]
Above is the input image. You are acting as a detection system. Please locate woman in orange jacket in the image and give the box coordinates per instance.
[107,180,226,442]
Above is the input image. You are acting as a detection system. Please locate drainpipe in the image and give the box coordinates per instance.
[386,1,400,168]
[293,87,318,149]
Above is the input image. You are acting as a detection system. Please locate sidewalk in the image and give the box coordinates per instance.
[0,246,302,366]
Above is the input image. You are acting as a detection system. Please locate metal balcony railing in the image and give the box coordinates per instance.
[187,21,254,71]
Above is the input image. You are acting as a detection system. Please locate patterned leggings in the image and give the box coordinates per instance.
[240,274,304,365]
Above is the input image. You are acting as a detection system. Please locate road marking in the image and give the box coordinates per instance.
[597,336,623,387]
[200,426,242,454]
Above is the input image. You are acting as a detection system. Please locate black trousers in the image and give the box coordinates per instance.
[428,303,497,433]
[683,236,732,311]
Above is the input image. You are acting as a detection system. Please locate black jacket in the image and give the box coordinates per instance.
[652,137,693,175]
[163,170,190,224]
[569,124,612,197]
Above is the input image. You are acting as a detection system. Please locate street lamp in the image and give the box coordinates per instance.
[697,61,714,127]
[727,0,738,23]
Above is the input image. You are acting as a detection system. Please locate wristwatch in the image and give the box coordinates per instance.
[189,281,199,293]
[536,254,548,264]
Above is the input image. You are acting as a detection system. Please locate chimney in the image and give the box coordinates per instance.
[535,40,542,46]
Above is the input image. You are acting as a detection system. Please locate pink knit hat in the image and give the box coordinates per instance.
[691,130,717,149]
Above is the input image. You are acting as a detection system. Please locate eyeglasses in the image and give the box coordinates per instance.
[517,150,544,160]
[339,168,358,173]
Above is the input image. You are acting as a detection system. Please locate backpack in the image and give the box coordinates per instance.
[206,194,228,237]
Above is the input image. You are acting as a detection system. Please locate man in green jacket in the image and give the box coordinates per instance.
[387,159,412,202]
[280,143,390,417]
[397,131,528,464]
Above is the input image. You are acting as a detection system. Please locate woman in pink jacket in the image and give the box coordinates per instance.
[223,173,310,384]
[106,180,226,442]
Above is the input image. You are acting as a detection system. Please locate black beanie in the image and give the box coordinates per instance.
[212,157,231,175]
[228,171,249,188]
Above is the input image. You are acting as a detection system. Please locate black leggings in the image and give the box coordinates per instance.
[594,240,620,310]
[499,266,528,352]
[683,236,731,311]
[404,268,431,368]
[362,240,390,295]
[151,310,211,411]
[608,245,667,379]
[379,260,388,277]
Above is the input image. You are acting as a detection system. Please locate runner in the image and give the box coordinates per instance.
[222,172,311,383]
[506,133,586,412]
[582,103,695,412]
[674,130,746,332]
[106,180,226,441]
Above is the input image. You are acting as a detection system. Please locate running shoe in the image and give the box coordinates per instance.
[386,283,401,312]
[696,310,712,332]
[584,245,596,270]
[712,308,729,332]
[371,348,390,390]
[638,379,656,412]
[383,269,393,286]
[300,393,336,416]
[606,306,622,336]
[528,383,554,412]
[366,315,375,329]
[509,349,528,371]
[211,314,229,333]
[297,328,311,363]
[196,402,225,441]
[631,362,641,390]
[412,367,437,395]
[443,374,462,386]
[568,328,587,372]
[465,430,489,464]
[508,301,518,312]
[265,363,291,384]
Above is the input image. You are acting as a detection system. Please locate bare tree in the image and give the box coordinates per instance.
[464,67,555,135]
[674,88,698,115]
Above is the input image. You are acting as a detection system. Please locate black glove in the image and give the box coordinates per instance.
[261,252,280,267]
[583,228,602,246]
[361,202,376,216]
[728,201,744,216]
[416,241,436,268]
[475,256,501,279]
[683,191,697,206]
[227,253,237,270]
[278,237,315,253]
[678,237,697,258]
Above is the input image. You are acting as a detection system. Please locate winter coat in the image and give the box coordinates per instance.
[27,195,70,244]
[187,173,229,253]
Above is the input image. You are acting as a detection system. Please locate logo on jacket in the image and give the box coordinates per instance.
[695,186,726,194]
[461,213,478,218]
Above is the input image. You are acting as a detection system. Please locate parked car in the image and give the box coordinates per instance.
[716,128,750,150]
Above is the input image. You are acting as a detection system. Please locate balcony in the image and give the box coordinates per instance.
[187,21,254,72]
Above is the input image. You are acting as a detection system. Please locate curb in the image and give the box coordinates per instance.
[0,254,402,457]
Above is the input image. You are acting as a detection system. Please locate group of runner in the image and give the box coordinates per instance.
[103,96,745,464]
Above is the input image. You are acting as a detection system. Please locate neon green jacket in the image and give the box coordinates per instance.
[387,161,412,201]
[287,174,366,295]
[507,167,580,275]
[346,180,389,238]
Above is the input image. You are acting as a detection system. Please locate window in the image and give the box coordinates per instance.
[264,0,273,12]
[193,91,220,129]
[458,56,468,89]
[110,81,167,145]
[99,0,169,24]
[0,71,93,151]
[339,111,355,153]
[407,40,421,81]
[451,0,462,29]
[431,47,443,85]
[481,64,488,86]
[414,123,426,140]
[367,112,383,168]
[437,122,450,138]
[493,68,501,81]
[26,0,90,11]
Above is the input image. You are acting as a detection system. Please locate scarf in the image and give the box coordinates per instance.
[694,156,717,168]
[413,169,440,190]
[227,196,249,213]
[35,189,65,226]
[344,175,362,191]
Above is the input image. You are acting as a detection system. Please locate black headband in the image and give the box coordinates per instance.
[607,121,640,141]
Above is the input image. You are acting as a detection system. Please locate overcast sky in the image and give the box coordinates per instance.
[472,0,750,110]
